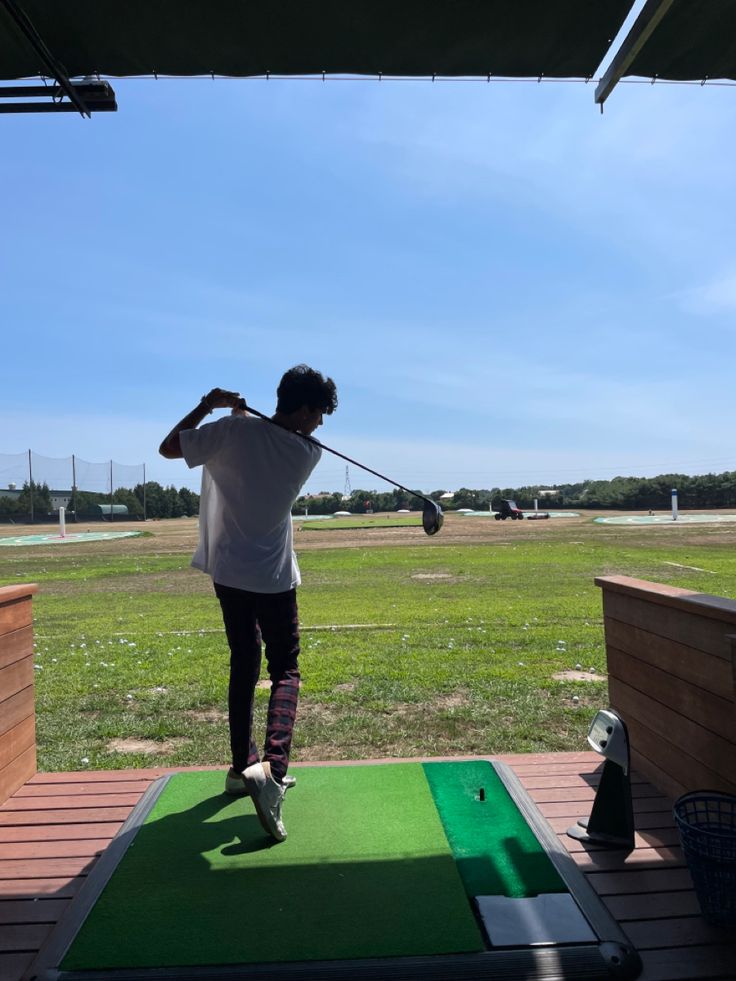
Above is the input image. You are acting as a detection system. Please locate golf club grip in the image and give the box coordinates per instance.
[239,401,432,506]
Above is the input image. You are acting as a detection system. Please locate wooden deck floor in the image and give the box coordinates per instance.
[1,752,734,981]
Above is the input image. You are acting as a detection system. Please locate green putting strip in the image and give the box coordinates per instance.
[423,760,566,898]
[62,765,484,971]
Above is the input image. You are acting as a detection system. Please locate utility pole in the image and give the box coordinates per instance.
[343,465,351,499]
[28,449,34,523]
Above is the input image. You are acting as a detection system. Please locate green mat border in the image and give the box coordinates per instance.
[28,759,642,981]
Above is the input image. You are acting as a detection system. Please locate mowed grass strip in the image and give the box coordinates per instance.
[3,521,736,771]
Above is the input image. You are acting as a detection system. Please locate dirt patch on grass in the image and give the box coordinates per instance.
[552,670,606,682]
[410,573,456,580]
[184,708,228,723]
[107,737,189,755]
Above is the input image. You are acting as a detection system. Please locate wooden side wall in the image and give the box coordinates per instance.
[0,585,38,804]
[596,575,736,802]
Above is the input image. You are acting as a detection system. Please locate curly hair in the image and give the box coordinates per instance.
[276,364,338,415]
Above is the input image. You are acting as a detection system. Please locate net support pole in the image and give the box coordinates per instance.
[59,506,66,538]
[28,449,34,523]
[110,460,114,523]
[71,454,77,521]
[143,463,147,521]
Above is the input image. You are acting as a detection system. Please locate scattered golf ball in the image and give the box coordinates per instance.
[572,695,580,704]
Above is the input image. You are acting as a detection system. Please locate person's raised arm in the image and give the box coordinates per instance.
[159,388,245,459]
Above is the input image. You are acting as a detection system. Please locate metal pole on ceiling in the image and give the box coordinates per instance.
[594,0,675,108]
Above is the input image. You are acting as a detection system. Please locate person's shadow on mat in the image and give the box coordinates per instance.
[129,781,280,869]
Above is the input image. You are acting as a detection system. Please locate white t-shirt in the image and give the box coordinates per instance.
[180,415,321,593]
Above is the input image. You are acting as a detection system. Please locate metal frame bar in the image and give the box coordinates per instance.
[595,0,675,107]
[0,80,117,113]
[0,0,91,115]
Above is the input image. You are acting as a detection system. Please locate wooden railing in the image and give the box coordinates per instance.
[596,575,736,802]
[0,584,38,804]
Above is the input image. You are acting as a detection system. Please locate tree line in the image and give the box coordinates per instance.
[0,481,200,520]
[296,471,736,513]
[4,471,735,522]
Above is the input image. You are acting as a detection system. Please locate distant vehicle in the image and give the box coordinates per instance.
[494,499,525,521]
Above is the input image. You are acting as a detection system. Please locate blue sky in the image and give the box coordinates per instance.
[2,31,735,497]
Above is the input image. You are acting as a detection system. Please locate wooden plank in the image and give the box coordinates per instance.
[603,592,733,660]
[549,818,681,849]
[625,916,732,949]
[0,688,34,742]
[608,678,736,787]
[595,576,697,605]
[0,923,52,954]
[586,866,695,895]
[0,857,96,879]
[14,780,156,798]
[496,751,601,768]
[568,843,685,871]
[597,575,736,627]
[0,749,36,809]
[27,769,164,784]
[25,763,221,783]
[0,659,33,707]
[0,839,112,861]
[0,793,142,811]
[637,944,736,981]
[0,952,34,981]
[0,899,68,924]
[604,890,702,920]
[0,807,132,827]
[0,719,35,774]
[0,626,32,672]
[0,877,84,900]
[0,586,38,607]
[538,796,670,819]
[607,645,733,732]
[629,712,736,799]
[511,772,604,790]
[0,822,123,843]
[604,618,732,696]
[528,782,659,804]
[0,594,34,636]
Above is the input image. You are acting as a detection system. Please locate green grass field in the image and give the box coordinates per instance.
[2,514,735,771]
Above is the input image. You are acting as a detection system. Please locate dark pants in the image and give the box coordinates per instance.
[214,582,300,783]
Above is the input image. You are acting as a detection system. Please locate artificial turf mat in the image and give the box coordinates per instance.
[61,764,485,971]
[423,760,566,899]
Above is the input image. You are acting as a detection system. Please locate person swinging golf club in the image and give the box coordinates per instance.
[160,365,338,841]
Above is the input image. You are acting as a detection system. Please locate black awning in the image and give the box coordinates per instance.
[626,0,736,81]
[0,0,634,81]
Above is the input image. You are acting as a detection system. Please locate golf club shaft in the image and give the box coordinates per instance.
[240,403,435,508]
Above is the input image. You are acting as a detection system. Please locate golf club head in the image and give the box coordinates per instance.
[422,500,444,536]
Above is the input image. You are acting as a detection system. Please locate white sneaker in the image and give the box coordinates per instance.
[225,766,296,797]
[244,761,288,841]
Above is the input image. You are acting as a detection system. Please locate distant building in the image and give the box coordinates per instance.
[50,490,73,511]
[0,486,72,510]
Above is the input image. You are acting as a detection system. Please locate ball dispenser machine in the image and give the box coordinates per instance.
[568,709,635,851]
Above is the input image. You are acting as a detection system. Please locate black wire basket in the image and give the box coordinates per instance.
[673,791,736,927]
